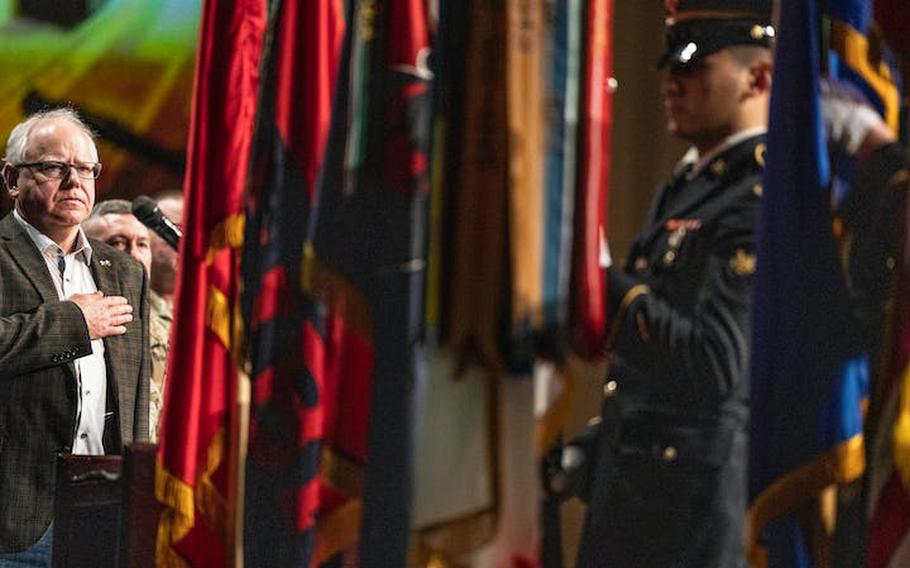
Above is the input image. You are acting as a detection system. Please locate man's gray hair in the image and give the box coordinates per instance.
[88,199,132,219]
[83,199,133,234]
[3,108,96,165]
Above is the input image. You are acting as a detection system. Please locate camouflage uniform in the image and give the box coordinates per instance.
[148,291,172,443]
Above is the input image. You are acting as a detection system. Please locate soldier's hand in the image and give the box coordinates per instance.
[69,291,133,339]
[542,444,588,502]
[820,78,894,162]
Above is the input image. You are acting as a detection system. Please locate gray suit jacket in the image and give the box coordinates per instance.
[0,213,150,553]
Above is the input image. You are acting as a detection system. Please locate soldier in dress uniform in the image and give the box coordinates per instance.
[564,1,776,566]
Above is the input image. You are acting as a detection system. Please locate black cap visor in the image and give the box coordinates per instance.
[658,19,774,69]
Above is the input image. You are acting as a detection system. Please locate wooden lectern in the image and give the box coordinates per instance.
[52,455,123,568]
[118,443,160,568]
[52,443,160,568]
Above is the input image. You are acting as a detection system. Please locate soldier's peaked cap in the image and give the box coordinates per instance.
[659,0,775,69]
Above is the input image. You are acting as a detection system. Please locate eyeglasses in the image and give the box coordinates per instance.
[15,161,102,180]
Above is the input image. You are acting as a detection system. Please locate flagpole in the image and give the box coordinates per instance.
[229,367,251,567]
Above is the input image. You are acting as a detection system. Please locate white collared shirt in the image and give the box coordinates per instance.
[675,126,768,180]
[14,209,107,456]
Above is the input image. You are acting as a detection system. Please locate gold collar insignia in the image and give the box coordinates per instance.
[729,248,756,276]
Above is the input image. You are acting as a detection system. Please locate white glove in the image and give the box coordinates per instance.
[820,79,885,157]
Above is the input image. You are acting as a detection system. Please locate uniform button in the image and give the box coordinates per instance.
[79,432,88,440]
[663,250,676,265]
[662,446,678,462]
[887,256,896,270]
[634,257,648,272]
[603,380,618,398]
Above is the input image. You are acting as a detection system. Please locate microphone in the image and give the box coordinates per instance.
[132,195,182,251]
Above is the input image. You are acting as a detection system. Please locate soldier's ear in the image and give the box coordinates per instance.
[2,163,19,198]
[748,60,773,95]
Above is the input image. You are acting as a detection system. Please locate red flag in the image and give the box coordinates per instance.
[571,0,613,358]
[155,0,266,565]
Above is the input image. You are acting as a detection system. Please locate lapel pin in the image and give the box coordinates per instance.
[98,259,111,267]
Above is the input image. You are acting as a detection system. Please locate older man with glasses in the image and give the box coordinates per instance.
[0,108,149,567]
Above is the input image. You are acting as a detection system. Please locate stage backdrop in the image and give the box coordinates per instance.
[0,0,200,210]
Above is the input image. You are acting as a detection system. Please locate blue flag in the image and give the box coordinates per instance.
[828,0,901,132]
[747,0,868,566]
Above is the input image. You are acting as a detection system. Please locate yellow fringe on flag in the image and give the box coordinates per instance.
[313,498,363,565]
[196,429,230,540]
[156,429,230,566]
[155,462,195,568]
[747,434,865,567]
[830,21,900,133]
[205,283,247,366]
[205,285,233,350]
[205,213,246,263]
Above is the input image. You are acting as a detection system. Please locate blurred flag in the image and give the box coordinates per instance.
[442,0,510,369]
[537,0,584,459]
[825,1,907,566]
[867,205,910,567]
[302,0,432,566]
[747,0,868,566]
[155,0,266,566]
[570,0,612,359]
[506,0,546,368]
[860,1,909,560]
[413,0,613,565]
[412,0,501,562]
[828,0,901,133]
[240,0,346,566]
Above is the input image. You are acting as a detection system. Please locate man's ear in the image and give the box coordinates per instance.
[748,60,773,95]
[2,163,18,198]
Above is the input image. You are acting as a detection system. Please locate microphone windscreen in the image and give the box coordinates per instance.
[131,195,159,223]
